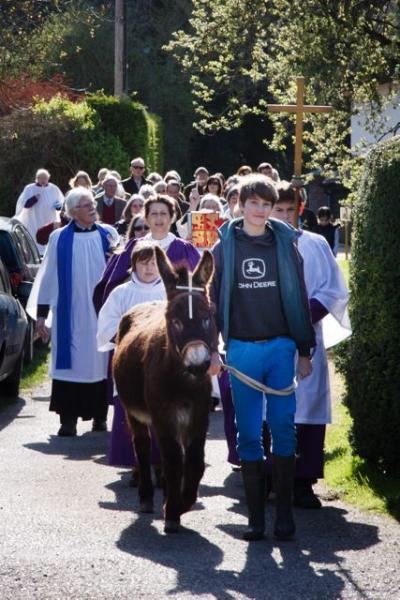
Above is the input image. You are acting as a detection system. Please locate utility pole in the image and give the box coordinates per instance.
[114,0,126,97]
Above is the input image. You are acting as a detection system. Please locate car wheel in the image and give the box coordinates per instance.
[24,318,34,365]
[0,348,24,398]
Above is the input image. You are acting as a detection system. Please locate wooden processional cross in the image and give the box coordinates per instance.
[266,76,333,224]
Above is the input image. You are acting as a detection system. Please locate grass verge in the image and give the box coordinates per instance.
[324,258,399,520]
[20,344,50,393]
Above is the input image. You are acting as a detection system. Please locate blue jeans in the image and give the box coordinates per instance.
[226,337,296,460]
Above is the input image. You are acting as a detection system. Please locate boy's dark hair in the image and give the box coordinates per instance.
[130,242,156,271]
[239,174,278,206]
[276,180,307,204]
[144,194,175,218]
[317,206,331,219]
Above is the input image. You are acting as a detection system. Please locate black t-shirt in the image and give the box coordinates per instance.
[229,227,290,340]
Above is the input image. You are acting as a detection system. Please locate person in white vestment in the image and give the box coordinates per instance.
[15,168,64,254]
[97,241,166,352]
[270,182,351,507]
[27,187,117,437]
[97,242,166,483]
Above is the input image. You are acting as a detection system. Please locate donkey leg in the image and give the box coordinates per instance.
[127,415,154,513]
[181,433,207,515]
[157,436,184,533]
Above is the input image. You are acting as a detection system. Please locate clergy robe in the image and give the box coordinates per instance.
[295,230,350,425]
[15,182,63,254]
[27,225,113,419]
[97,273,166,467]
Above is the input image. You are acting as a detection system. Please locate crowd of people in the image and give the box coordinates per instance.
[19,156,350,542]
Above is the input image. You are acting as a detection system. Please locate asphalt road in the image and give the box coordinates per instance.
[0,380,399,600]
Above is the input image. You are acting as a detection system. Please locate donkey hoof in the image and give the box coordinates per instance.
[164,520,180,534]
[139,501,154,513]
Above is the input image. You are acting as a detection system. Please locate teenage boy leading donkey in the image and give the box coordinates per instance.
[209,175,315,541]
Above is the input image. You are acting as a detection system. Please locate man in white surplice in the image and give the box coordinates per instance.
[270,182,351,508]
[15,168,64,254]
[27,187,117,437]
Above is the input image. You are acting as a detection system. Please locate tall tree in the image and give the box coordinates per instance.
[0,1,107,84]
[166,0,400,175]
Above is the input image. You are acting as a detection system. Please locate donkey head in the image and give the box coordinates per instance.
[154,246,217,376]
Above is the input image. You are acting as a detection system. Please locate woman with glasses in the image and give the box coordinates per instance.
[114,194,145,238]
[126,214,149,240]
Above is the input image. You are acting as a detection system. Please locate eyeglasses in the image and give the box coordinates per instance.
[76,202,96,210]
[133,225,150,232]
[132,165,145,170]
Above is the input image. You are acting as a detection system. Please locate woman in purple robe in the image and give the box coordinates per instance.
[94,194,200,484]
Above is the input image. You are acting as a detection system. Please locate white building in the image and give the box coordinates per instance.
[351,82,400,151]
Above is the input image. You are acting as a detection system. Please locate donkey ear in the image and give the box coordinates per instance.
[154,245,178,296]
[192,250,214,288]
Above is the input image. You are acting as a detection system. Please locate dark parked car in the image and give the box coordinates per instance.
[0,258,28,397]
[0,217,41,363]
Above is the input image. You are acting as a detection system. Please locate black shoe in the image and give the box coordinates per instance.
[272,454,296,540]
[58,421,77,437]
[294,481,322,509]
[241,460,266,541]
[210,396,219,412]
[129,467,139,488]
[92,420,107,432]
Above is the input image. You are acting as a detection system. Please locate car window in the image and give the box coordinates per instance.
[13,226,36,264]
[14,225,40,264]
[0,231,20,272]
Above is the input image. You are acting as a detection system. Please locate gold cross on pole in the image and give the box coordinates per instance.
[267,77,333,224]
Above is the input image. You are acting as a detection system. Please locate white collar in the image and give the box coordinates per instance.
[143,231,176,250]
[131,271,162,288]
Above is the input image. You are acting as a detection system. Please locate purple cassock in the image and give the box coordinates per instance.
[94,236,200,467]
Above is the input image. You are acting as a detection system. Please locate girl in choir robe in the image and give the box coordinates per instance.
[97,242,166,482]
[94,195,200,485]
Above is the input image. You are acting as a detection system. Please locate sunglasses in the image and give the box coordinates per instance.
[132,165,145,170]
[133,225,150,232]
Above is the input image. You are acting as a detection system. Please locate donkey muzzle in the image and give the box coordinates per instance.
[181,341,211,376]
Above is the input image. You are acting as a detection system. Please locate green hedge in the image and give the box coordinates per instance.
[0,94,163,215]
[336,135,400,475]
[86,94,164,176]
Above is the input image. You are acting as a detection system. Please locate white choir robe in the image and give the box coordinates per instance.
[97,273,166,352]
[295,230,351,424]
[15,182,64,254]
[27,227,110,383]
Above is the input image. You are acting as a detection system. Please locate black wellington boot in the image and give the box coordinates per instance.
[241,460,266,541]
[272,454,296,540]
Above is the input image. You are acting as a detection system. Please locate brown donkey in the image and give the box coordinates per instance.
[113,246,217,533]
